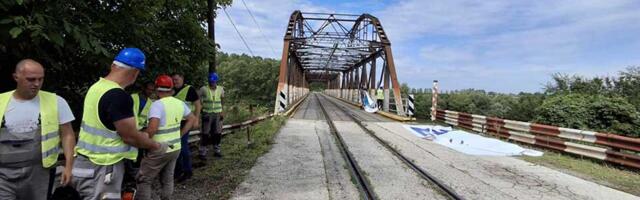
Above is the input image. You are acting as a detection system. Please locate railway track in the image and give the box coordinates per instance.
[315,93,464,200]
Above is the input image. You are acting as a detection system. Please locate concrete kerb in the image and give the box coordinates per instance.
[284,93,310,117]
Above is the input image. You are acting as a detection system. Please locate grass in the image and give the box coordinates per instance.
[522,150,640,196]
[174,115,286,199]
[222,104,272,124]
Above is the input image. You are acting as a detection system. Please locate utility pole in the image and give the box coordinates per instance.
[208,0,216,73]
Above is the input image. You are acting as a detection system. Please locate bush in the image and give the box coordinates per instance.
[535,94,640,137]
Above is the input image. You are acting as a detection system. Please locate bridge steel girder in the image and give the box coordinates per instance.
[274,10,406,116]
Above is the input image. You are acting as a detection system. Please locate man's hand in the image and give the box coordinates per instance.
[61,166,72,186]
[192,119,200,131]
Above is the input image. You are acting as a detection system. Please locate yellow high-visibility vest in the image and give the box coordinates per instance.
[132,93,152,129]
[152,97,183,153]
[175,84,194,112]
[0,90,61,168]
[201,86,223,113]
[76,78,137,165]
[376,89,384,100]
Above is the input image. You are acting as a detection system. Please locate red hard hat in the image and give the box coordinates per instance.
[155,75,174,91]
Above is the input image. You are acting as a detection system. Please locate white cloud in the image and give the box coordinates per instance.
[374,0,640,92]
[420,46,475,63]
[215,0,640,93]
[216,0,333,58]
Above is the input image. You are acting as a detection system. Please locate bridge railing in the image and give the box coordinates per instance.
[435,109,640,169]
[187,113,274,145]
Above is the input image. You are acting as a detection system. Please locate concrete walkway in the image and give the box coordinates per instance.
[363,121,639,200]
[230,119,359,200]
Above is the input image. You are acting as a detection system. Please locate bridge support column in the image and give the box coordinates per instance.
[360,64,367,104]
[383,63,390,112]
[275,41,290,114]
[383,46,405,116]
[369,60,376,97]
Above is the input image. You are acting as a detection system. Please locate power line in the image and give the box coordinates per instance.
[240,0,278,57]
[222,7,255,57]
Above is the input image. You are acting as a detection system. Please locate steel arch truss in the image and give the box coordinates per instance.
[275,11,406,115]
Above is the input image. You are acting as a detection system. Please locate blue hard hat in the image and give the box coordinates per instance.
[114,47,146,70]
[209,72,219,82]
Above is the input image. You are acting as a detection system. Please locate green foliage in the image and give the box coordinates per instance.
[412,92,432,119]
[505,93,545,121]
[615,66,640,110]
[535,94,593,129]
[408,67,640,137]
[1,0,232,127]
[309,82,326,91]
[216,53,279,107]
[536,94,640,136]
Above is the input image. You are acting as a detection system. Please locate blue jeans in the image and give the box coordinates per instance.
[175,131,192,175]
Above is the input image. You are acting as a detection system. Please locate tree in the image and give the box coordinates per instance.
[535,94,640,137]
[1,0,232,128]
[216,53,279,107]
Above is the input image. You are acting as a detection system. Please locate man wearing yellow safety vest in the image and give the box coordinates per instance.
[136,75,196,200]
[123,81,156,191]
[171,73,201,182]
[0,59,76,200]
[132,81,156,130]
[198,72,224,160]
[72,48,167,200]
[376,86,384,109]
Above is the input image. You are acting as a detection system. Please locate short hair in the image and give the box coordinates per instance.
[15,59,43,73]
[112,61,136,71]
[170,72,184,77]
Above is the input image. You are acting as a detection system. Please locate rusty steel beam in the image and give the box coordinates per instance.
[275,10,409,115]
[369,60,376,96]
[384,46,405,115]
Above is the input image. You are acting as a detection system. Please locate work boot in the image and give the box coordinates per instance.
[213,145,222,158]
[197,154,207,161]
[176,172,193,183]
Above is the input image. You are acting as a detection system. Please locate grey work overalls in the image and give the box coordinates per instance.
[0,118,53,200]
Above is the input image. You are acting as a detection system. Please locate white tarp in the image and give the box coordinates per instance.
[360,89,378,113]
[403,125,543,157]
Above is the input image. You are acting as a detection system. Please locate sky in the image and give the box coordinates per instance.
[215,0,640,93]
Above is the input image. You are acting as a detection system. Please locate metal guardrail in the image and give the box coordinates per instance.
[435,109,640,169]
[187,114,274,145]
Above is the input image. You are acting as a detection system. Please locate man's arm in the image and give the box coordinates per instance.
[114,117,160,150]
[181,113,197,136]
[59,122,75,186]
[220,87,225,118]
[192,100,201,128]
[146,118,160,138]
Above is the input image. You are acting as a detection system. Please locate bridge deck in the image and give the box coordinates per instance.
[292,93,390,122]
[232,93,637,200]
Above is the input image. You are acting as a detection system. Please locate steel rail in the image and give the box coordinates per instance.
[314,94,377,200]
[318,93,464,200]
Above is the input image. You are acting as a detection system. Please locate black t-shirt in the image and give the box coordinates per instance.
[98,88,134,131]
[174,85,200,102]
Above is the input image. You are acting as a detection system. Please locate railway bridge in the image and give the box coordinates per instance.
[230,11,638,200]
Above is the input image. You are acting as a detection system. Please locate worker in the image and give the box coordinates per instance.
[72,47,167,200]
[0,59,76,200]
[136,75,196,200]
[132,81,156,130]
[198,72,224,160]
[171,73,201,182]
[376,86,384,109]
[123,81,156,193]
